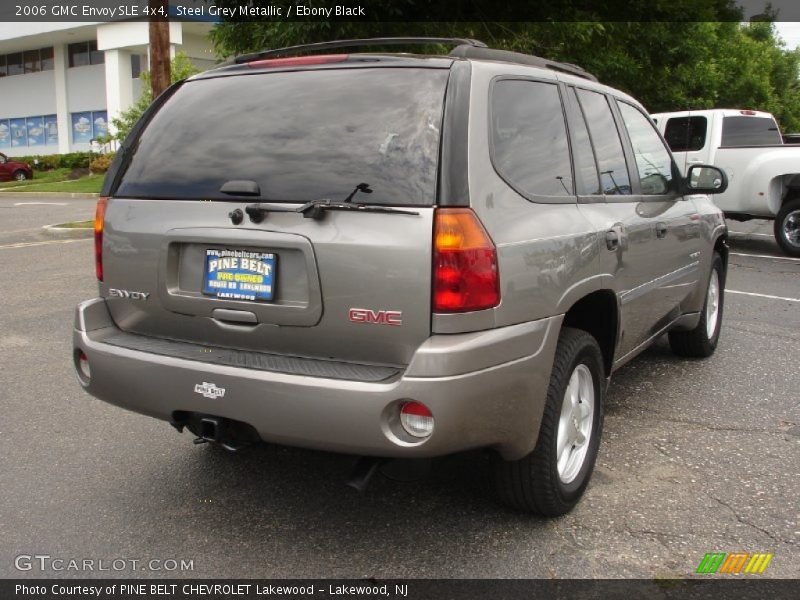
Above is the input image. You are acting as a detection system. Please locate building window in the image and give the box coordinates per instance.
[0,115,59,149]
[131,54,142,78]
[71,111,108,143]
[68,41,104,68]
[68,42,89,67]
[23,49,41,73]
[7,53,23,76]
[0,48,53,77]
[89,41,104,65]
[40,47,54,71]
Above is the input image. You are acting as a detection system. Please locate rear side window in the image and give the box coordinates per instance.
[490,79,573,197]
[617,102,674,195]
[115,68,448,205]
[566,87,601,195]
[721,116,781,147]
[575,89,631,195]
[664,116,707,152]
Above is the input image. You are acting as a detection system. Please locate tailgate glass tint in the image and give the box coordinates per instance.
[116,68,448,205]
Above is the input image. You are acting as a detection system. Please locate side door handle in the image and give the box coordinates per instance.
[605,229,620,251]
[656,222,668,239]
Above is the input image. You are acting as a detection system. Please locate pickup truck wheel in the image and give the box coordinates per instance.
[668,253,724,358]
[491,327,604,516]
[13,170,28,181]
[774,198,800,257]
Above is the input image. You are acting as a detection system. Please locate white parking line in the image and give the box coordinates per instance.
[730,252,800,262]
[11,202,68,206]
[0,238,91,250]
[727,289,800,303]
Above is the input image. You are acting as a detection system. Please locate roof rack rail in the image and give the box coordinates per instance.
[234,37,488,64]
[448,46,598,82]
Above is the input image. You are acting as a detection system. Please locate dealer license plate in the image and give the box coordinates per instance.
[202,249,276,302]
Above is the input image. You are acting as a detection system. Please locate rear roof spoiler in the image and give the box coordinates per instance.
[234,37,487,64]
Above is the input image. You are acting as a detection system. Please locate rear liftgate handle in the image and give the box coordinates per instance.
[212,309,258,326]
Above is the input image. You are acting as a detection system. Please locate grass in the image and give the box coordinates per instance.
[0,168,74,189]
[3,175,103,194]
[0,167,103,194]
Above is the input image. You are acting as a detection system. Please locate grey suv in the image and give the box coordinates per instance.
[73,38,729,515]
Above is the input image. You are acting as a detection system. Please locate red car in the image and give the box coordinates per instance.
[0,152,33,182]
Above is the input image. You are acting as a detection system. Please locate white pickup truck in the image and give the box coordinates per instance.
[652,109,800,256]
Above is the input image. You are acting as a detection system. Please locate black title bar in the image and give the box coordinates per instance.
[1,0,800,23]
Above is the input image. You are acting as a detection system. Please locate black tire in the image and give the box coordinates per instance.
[774,198,800,257]
[491,327,604,516]
[13,170,28,181]
[668,252,724,358]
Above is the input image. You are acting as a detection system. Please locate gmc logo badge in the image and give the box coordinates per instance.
[348,308,403,326]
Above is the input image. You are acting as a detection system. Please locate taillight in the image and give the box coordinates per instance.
[247,54,348,69]
[433,208,500,312]
[94,197,108,281]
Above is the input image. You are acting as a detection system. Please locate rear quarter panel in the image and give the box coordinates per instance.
[454,62,602,330]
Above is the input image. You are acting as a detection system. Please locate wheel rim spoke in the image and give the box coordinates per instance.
[705,269,719,339]
[783,211,800,246]
[556,363,595,484]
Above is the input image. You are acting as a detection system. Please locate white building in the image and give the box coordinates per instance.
[0,21,215,156]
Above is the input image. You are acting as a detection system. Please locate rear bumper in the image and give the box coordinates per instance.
[73,298,561,460]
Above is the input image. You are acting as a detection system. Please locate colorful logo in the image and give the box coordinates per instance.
[696,552,773,574]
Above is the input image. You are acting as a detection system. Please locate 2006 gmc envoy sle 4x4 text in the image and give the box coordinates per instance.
[73,38,729,515]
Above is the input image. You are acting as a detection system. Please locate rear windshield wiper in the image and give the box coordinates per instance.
[244,199,420,222]
[297,199,420,220]
[242,182,420,222]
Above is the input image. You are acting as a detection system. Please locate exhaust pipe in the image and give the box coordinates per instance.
[346,457,386,493]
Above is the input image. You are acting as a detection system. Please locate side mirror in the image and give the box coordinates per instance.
[684,165,728,195]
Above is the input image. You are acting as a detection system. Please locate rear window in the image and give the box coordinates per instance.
[721,116,781,147]
[115,68,449,205]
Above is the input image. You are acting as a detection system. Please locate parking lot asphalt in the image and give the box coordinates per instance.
[0,196,797,579]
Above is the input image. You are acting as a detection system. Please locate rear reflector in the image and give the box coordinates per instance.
[400,402,434,438]
[247,54,349,69]
[433,208,500,312]
[77,350,91,380]
[94,197,108,281]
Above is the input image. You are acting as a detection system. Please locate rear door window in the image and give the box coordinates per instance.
[115,68,449,205]
[565,87,601,195]
[617,102,675,195]
[490,79,574,198]
[575,89,631,195]
[664,116,707,152]
[721,116,781,146]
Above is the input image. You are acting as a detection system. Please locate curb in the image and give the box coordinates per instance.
[0,191,99,199]
[42,223,94,239]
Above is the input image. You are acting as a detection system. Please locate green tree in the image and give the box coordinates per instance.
[106,51,201,142]
[208,5,800,130]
